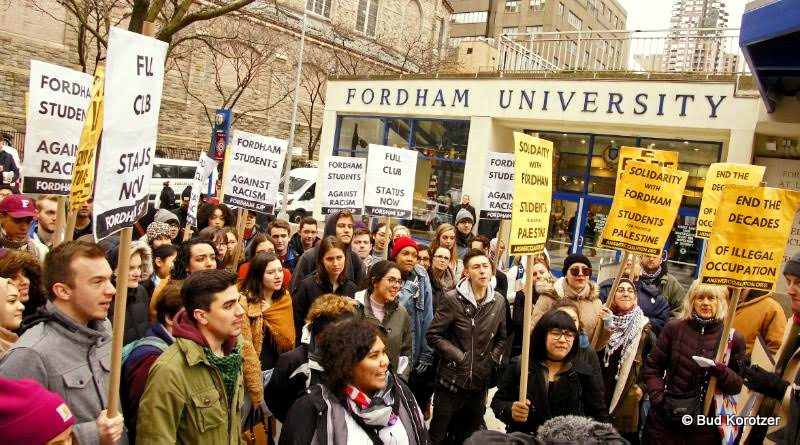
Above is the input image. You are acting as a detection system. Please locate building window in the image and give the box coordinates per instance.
[505,0,520,13]
[449,36,481,47]
[336,117,384,151]
[558,2,564,16]
[306,0,332,18]
[567,10,582,29]
[529,0,545,11]
[526,25,543,33]
[503,26,519,35]
[600,2,605,16]
[450,11,488,24]
[356,0,379,36]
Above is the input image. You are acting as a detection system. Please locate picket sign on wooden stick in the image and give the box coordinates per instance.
[52,196,67,247]
[107,20,157,419]
[518,254,537,402]
[382,216,391,260]
[590,251,633,349]
[106,227,133,418]
[703,287,741,415]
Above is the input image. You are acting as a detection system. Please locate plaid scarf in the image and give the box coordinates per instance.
[344,372,398,427]
[603,305,648,378]
[204,345,242,406]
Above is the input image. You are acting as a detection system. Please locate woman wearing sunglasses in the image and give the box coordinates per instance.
[491,309,608,435]
[596,278,655,445]
[530,254,603,340]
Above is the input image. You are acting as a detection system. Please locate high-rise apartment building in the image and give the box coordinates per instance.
[662,0,731,72]
[449,0,627,70]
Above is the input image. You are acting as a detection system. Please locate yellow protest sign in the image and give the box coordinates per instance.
[616,146,679,182]
[509,132,553,254]
[700,185,800,291]
[696,163,766,239]
[69,65,104,208]
[600,160,688,255]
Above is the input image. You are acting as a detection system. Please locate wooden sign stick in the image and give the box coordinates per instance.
[382,216,391,260]
[590,251,632,349]
[63,209,77,243]
[703,287,741,415]
[518,254,536,401]
[52,196,67,247]
[106,227,133,417]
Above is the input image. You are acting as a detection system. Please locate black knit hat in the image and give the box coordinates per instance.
[784,251,800,277]
[562,253,592,276]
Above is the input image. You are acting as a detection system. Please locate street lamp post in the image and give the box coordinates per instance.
[278,12,308,221]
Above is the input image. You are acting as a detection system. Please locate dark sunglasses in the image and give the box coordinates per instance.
[568,266,592,277]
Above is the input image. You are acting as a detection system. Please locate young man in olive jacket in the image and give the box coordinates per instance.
[136,269,245,444]
[426,248,507,445]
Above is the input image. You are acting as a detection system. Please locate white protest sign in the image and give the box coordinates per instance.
[364,144,417,218]
[93,27,167,240]
[480,152,515,220]
[321,156,366,215]
[221,130,286,214]
[186,152,218,227]
[22,61,93,194]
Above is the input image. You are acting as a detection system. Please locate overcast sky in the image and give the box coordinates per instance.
[617,0,750,30]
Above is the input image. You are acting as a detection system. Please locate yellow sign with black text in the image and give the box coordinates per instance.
[696,163,766,239]
[509,132,553,255]
[600,160,688,255]
[700,185,800,291]
[616,146,679,183]
[69,65,104,208]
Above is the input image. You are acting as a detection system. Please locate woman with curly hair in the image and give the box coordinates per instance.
[0,249,45,319]
[280,319,429,444]
[196,202,235,231]
[239,252,295,411]
[147,237,217,321]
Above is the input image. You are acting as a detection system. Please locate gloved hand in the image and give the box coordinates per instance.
[415,361,431,375]
[710,362,728,377]
[741,364,789,400]
[246,400,269,427]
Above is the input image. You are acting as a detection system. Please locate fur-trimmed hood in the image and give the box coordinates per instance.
[543,277,600,301]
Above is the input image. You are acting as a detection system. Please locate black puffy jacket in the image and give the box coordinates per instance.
[426,279,507,392]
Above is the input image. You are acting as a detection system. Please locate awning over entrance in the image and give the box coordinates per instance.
[740,0,800,113]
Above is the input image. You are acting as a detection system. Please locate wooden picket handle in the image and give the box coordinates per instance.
[232,208,247,266]
[590,251,632,349]
[106,227,133,418]
[493,220,510,271]
[182,223,193,242]
[703,287,741,415]
[52,196,67,247]
[63,210,77,243]
[518,255,536,402]
[382,216,390,260]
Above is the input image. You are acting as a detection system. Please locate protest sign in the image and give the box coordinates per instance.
[600,160,687,255]
[364,144,418,218]
[696,163,766,238]
[700,184,800,291]
[480,152,514,220]
[93,27,167,240]
[221,130,287,214]
[186,152,218,227]
[321,156,365,215]
[509,133,553,254]
[22,61,93,194]
[616,146,679,182]
[69,65,104,210]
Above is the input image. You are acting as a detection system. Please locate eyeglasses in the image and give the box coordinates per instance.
[548,329,575,341]
[383,277,402,285]
[433,254,451,261]
[615,286,636,294]
[568,267,592,277]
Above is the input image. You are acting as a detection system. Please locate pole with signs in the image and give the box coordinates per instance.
[508,132,553,402]
[21,60,92,195]
[698,184,800,416]
[220,131,287,215]
[99,23,166,419]
[321,156,366,215]
[65,64,105,242]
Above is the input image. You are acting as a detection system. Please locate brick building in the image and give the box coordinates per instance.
[0,0,452,161]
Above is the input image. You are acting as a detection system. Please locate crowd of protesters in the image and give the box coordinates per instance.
[0,167,797,445]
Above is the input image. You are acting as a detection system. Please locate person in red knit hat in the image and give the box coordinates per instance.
[0,378,75,444]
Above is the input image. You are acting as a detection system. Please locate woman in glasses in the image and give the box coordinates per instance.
[491,309,608,435]
[354,260,413,381]
[642,281,745,445]
[531,254,603,339]
[596,278,655,445]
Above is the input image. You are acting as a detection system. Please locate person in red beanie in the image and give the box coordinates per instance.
[389,236,436,409]
[0,378,76,444]
[0,194,48,262]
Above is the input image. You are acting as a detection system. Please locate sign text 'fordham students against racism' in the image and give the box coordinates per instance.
[93,28,167,240]
[322,156,366,215]
[364,144,417,219]
[480,152,514,220]
[221,131,287,215]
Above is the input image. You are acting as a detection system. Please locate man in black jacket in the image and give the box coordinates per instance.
[288,210,365,294]
[427,248,507,445]
[0,133,19,185]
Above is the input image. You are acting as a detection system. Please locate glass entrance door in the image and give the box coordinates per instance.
[546,195,580,275]
[577,196,617,281]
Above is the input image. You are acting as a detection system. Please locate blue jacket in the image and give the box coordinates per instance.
[599,278,670,336]
[398,263,434,367]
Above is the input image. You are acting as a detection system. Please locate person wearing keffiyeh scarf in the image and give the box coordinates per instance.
[597,278,654,444]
